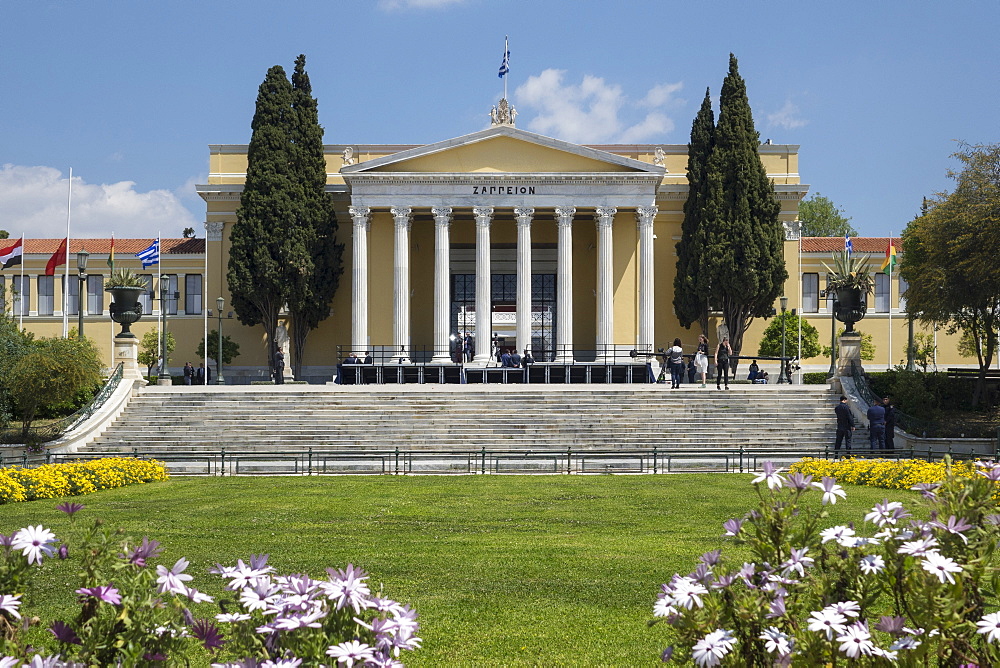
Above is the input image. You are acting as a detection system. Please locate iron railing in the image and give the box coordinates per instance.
[0,363,125,445]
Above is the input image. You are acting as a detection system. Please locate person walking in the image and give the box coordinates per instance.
[883,396,896,451]
[715,336,732,390]
[668,338,684,389]
[834,395,855,458]
[183,362,194,386]
[695,334,709,388]
[867,398,886,451]
[274,349,285,385]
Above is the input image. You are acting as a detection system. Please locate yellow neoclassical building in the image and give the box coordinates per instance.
[2,122,974,381]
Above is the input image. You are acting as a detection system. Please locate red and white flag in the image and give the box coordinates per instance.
[0,238,23,269]
[45,238,67,276]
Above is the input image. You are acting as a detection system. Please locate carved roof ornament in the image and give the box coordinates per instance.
[653,147,666,168]
[490,98,517,126]
[342,146,356,166]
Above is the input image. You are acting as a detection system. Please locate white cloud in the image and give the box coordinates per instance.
[0,164,198,239]
[514,69,682,144]
[378,0,465,9]
[767,99,808,130]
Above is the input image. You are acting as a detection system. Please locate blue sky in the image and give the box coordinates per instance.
[2,0,997,239]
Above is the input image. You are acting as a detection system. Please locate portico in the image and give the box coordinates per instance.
[340,124,664,365]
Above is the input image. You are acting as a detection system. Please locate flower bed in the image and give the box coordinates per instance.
[0,458,168,504]
[790,456,981,492]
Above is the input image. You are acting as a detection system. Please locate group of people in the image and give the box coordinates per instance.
[498,348,535,368]
[834,394,897,455]
[658,334,734,390]
[746,361,771,384]
[342,352,374,365]
[182,361,212,385]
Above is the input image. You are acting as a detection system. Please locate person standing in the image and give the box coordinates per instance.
[747,360,760,382]
[834,395,855,457]
[183,362,194,386]
[715,336,733,390]
[195,362,212,385]
[668,338,684,389]
[465,332,475,362]
[867,398,886,450]
[883,396,896,451]
[500,348,513,368]
[686,358,697,384]
[510,349,522,368]
[695,334,710,388]
[274,349,285,385]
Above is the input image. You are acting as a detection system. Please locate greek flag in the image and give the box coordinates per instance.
[136,239,160,268]
[497,37,510,78]
[844,234,853,256]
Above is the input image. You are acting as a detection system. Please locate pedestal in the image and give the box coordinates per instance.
[113,336,147,385]
[836,333,863,377]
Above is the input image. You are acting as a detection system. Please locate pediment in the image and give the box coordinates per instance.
[341,125,663,176]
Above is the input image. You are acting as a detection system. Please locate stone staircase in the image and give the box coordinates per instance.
[82,385,837,460]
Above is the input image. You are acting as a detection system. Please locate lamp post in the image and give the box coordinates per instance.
[76,248,89,339]
[159,281,170,384]
[778,295,789,384]
[216,296,225,385]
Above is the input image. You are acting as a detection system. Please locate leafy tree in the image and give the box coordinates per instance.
[196,330,241,365]
[756,312,821,359]
[0,230,8,240]
[137,328,175,378]
[822,327,875,361]
[286,54,344,379]
[229,64,297,376]
[909,331,937,372]
[0,310,34,428]
[701,54,787,371]
[674,88,715,335]
[798,193,858,237]
[7,336,102,437]
[901,142,1000,406]
[182,227,195,238]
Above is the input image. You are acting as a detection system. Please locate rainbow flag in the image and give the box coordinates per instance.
[881,240,897,275]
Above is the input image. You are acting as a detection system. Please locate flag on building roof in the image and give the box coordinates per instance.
[136,239,159,268]
[0,238,23,269]
[498,37,510,78]
[881,240,897,275]
[45,238,67,276]
[107,233,115,270]
[844,233,853,256]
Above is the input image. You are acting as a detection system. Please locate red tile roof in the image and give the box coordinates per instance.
[0,238,205,255]
[802,237,902,254]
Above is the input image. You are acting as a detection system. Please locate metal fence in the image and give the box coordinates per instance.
[0,363,125,445]
[3,444,990,476]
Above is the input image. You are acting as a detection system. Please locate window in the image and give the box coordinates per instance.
[802,273,819,313]
[38,276,54,316]
[185,274,202,315]
[12,276,29,317]
[875,273,890,313]
[138,275,153,314]
[87,275,104,315]
[160,275,178,315]
[898,277,909,312]
[63,277,80,316]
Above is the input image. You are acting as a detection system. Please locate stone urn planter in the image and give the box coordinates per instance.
[107,286,144,338]
[834,287,868,334]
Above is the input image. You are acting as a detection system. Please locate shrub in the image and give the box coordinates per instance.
[803,372,829,385]
[0,458,167,504]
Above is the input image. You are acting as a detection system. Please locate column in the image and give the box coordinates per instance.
[431,207,453,362]
[555,207,576,362]
[349,206,371,352]
[636,206,657,355]
[594,207,617,361]
[392,206,412,362]
[473,206,494,364]
[515,207,534,355]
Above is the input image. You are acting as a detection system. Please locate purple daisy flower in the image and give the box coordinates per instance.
[192,619,225,652]
[124,536,163,567]
[56,501,84,517]
[49,620,81,645]
[76,585,122,605]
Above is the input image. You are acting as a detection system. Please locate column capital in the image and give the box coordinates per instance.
[349,206,371,229]
[554,207,576,227]
[431,206,453,226]
[514,207,534,228]
[204,221,224,241]
[594,207,617,229]
[635,206,658,229]
[473,206,494,228]
[391,206,412,230]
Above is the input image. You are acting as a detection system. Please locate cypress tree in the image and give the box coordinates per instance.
[673,88,715,335]
[287,54,344,379]
[228,65,296,373]
[702,54,786,369]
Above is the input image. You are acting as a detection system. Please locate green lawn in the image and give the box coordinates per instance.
[0,475,915,666]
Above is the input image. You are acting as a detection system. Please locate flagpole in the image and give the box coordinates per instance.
[18,235,24,332]
[203,229,209,385]
[503,36,508,101]
[157,232,162,367]
[887,232,892,371]
[796,221,802,378]
[63,168,72,338]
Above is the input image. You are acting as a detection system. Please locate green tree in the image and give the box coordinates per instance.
[137,328,175,378]
[909,331,937,372]
[229,64,297,376]
[822,327,875,361]
[798,193,858,238]
[756,312,822,359]
[701,54,787,371]
[674,88,715,335]
[901,142,1000,406]
[286,54,344,379]
[196,330,241,366]
[7,336,102,437]
[0,231,9,240]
